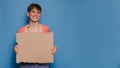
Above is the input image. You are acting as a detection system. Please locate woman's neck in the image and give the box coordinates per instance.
[29,21,39,27]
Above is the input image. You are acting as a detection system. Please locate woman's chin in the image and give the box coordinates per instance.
[31,20,39,22]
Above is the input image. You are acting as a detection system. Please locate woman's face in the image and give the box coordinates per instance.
[27,8,41,22]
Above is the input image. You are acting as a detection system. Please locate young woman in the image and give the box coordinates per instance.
[14,3,57,68]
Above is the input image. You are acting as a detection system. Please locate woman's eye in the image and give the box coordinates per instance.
[37,12,40,14]
[32,11,35,13]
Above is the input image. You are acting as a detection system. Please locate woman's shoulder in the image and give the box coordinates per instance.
[41,24,49,28]
[18,25,28,33]
[41,24,50,32]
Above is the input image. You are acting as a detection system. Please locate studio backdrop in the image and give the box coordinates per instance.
[1,0,120,68]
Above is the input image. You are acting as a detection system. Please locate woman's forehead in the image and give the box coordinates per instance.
[30,8,40,12]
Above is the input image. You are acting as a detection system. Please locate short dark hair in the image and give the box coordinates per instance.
[27,3,42,12]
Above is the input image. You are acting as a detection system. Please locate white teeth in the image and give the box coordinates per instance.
[33,17,37,19]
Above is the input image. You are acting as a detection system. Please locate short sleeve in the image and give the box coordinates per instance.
[42,24,51,32]
[17,26,25,33]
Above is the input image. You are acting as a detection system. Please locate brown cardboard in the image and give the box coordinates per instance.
[16,32,54,63]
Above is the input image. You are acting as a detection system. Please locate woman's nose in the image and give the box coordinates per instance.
[34,12,37,15]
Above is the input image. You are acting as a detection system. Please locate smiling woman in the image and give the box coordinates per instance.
[27,4,41,23]
[14,3,57,68]
[28,8,40,23]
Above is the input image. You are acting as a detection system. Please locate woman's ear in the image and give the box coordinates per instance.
[27,12,29,17]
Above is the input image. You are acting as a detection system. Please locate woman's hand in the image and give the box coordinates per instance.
[52,46,57,55]
[14,45,18,54]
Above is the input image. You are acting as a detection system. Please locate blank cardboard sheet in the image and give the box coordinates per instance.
[16,32,54,63]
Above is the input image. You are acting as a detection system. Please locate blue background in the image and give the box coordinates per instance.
[1,0,120,68]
